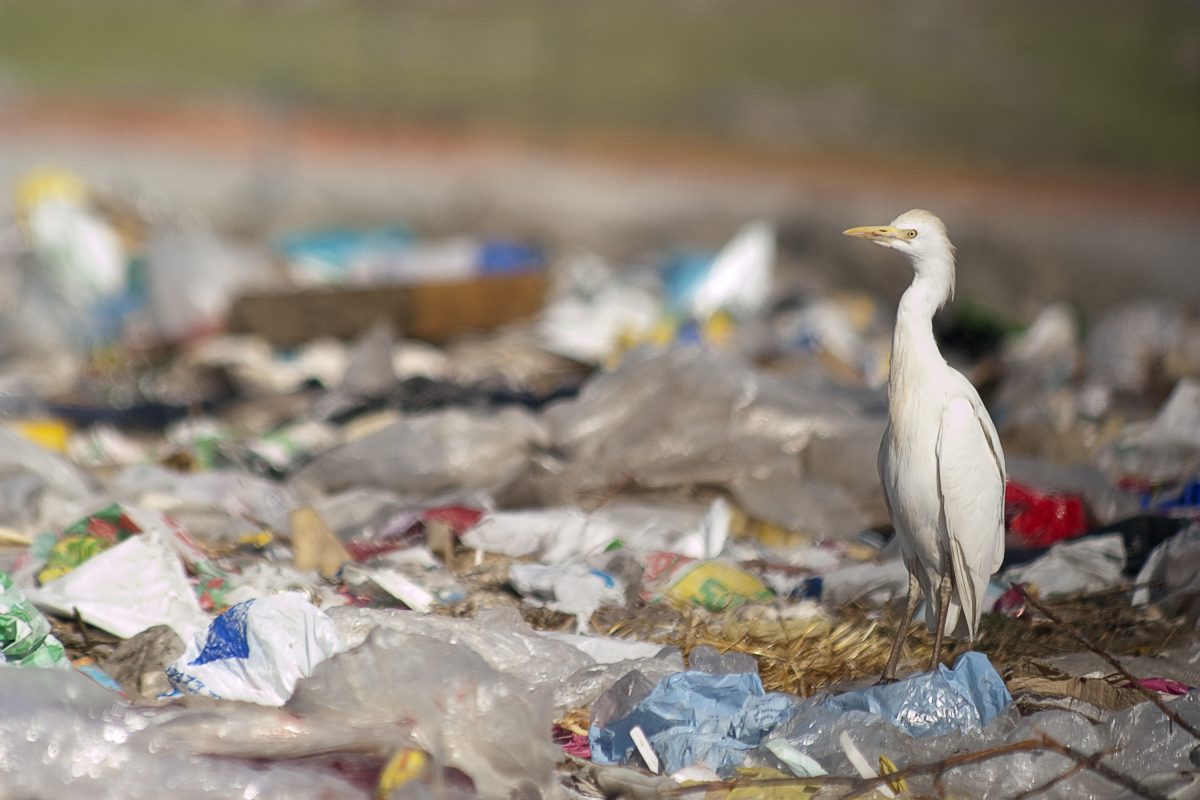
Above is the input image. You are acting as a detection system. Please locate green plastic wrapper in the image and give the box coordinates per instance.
[0,572,68,668]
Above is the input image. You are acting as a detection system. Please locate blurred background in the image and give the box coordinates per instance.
[0,0,1198,332]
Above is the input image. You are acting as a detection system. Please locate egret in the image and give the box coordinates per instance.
[844,210,1005,681]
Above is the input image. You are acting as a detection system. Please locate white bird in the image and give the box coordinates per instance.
[844,210,1005,681]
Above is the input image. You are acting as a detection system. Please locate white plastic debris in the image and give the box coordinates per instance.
[28,527,209,642]
[536,254,661,364]
[687,221,775,319]
[167,592,340,706]
[463,498,730,563]
[509,561,627,627]
[1003,534,1126,599]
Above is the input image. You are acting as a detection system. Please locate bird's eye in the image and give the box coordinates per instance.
[904,229,918,239]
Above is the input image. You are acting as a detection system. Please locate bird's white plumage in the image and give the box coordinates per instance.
[937,392,1005,637]
[849,209,1005,648]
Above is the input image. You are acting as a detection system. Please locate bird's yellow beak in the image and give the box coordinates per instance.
[843,225,904,241]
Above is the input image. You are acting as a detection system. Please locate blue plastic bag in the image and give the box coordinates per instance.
[821,651,1011,738]
[589,669,794,777]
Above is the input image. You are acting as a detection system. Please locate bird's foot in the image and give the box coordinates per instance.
[875,674,899,686]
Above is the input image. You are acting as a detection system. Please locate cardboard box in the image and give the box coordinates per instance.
[229,271,548,345]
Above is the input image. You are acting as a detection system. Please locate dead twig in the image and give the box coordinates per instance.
[1018,586,1200,741]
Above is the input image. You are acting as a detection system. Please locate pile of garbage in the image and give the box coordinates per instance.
[0,169,1196,799]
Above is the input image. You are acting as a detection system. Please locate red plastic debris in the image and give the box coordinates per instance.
[421,505,485,534]
[1005,480,1088,548]
[552,725,591,759]
[1134,677,1193,696]
[993,583,1027,618]
[344,505,487,562]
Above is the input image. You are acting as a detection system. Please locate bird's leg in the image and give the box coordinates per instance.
[880,571,921,684]
[929,571,953,671]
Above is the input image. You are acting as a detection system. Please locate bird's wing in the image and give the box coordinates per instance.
[937,395,1005,639]
[953,373,1008,572]
[877,422,896,523]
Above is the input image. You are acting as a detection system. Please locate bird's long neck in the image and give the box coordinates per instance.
[888,255,953,407]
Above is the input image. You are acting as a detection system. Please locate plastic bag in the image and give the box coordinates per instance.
[109,464,300,536]
[814,558,911,606]
[1004,480,1088,548]
[1132,522,1200,620]
[292,407,546,498]
[0,424,97,502]
[167,593,339,706]
[656,559,773,612]
[536,254,660,364]
[1003,533,1125,599]
[817,652,1011,738]
[287,625,558,799]
[0,571,68,668]
[462,497,728,563]
[328,606,683,714]
[1006,455,1137,527]
[676,222,774,320]
[542,347,879,540]
[34,502,144,583]
[509,561,627,624]
[589,668,794,777]
[28,525,209,641]
[770,653,1014,787]
[1104,378,1200,482]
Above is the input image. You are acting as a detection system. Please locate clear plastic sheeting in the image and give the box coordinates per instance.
[541,347,883,539]
[109,464,301,537]
[0,424,97,505]
[915,694,1200,800]
[330,606,592,688]
[462,497,728,562]
[763,666,1200,800]
[328,606,684,713]
[729,464,870,541]
[1132,523,1200,622]
[0,668,364,799]
[292,407,547,499]
[288,627,559,800]
[775,652,1013,774]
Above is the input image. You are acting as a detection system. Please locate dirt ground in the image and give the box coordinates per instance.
[2,98,1199,320]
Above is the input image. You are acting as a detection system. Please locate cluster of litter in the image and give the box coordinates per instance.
[0,169,1196,798]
